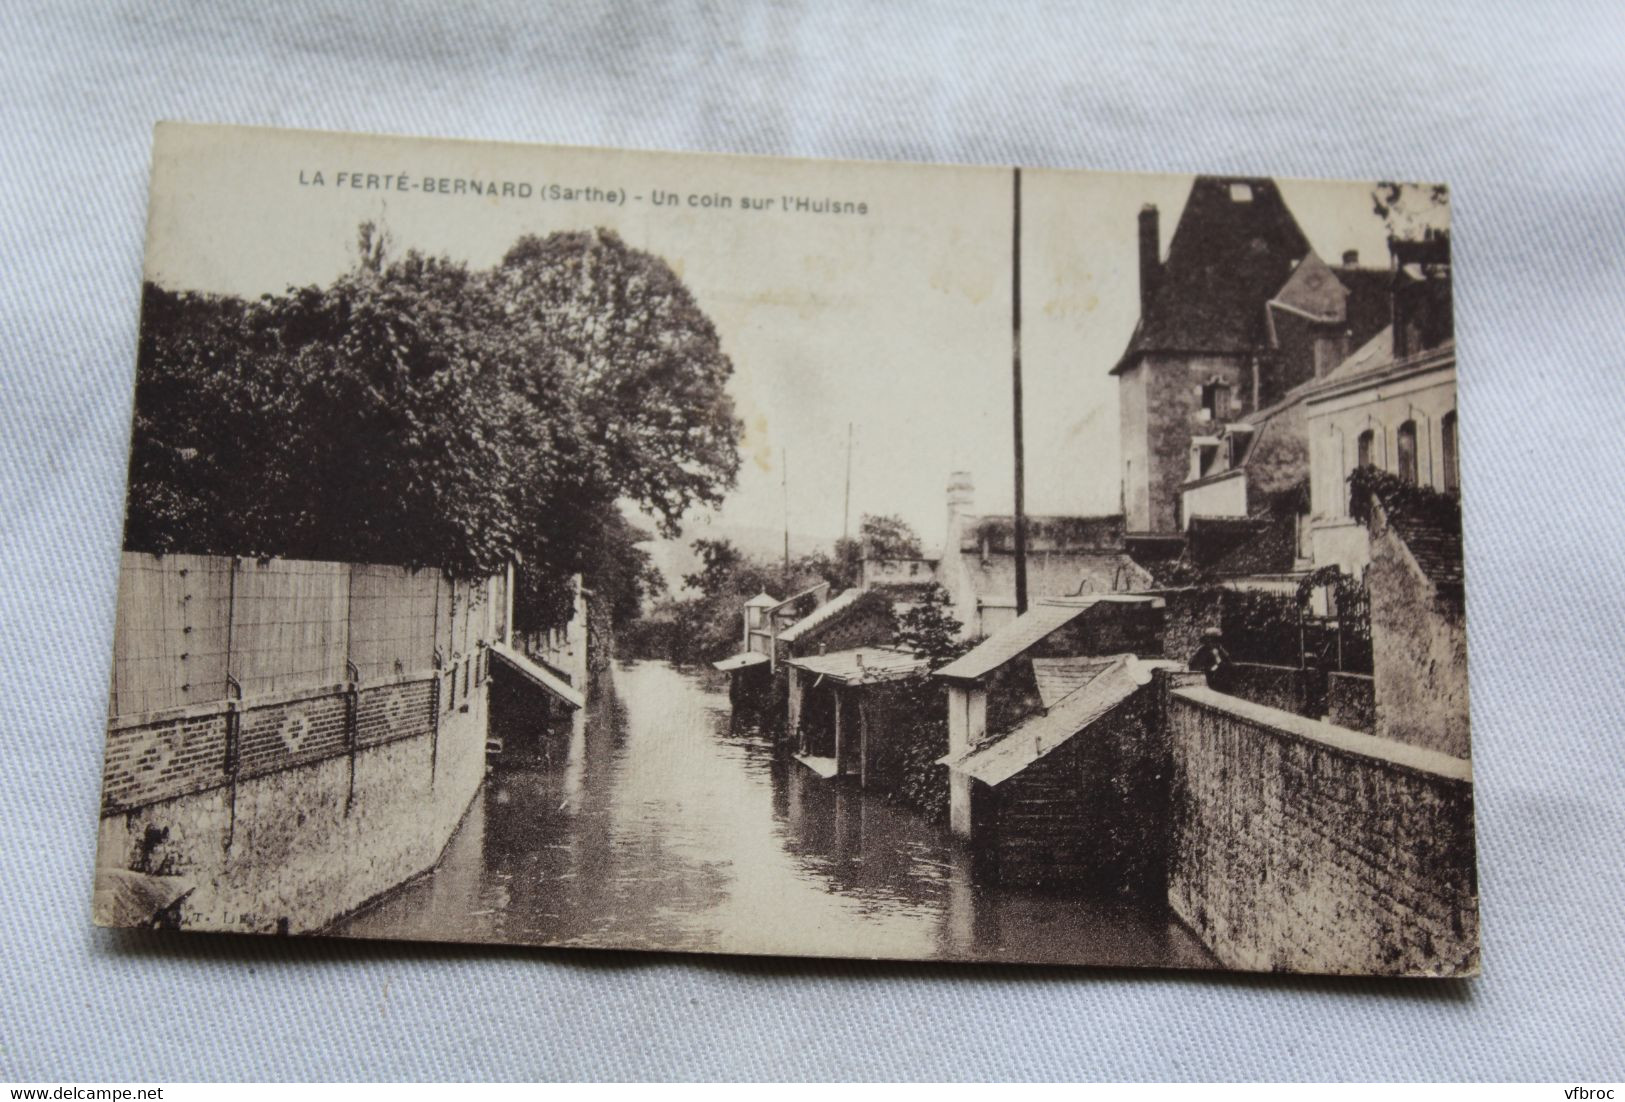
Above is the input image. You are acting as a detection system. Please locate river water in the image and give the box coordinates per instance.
[336,659,1214,968]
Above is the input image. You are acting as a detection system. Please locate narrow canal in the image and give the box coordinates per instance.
[336,659,1213,967]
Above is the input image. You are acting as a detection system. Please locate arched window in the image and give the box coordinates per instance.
[1441,411,1459,493]
[1397,420,1419,484]
[1350,429,1377,515]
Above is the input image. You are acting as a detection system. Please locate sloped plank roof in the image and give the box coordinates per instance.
[712,651,769,673]
[934,595,1162,682]
[489,642,585,709]
[940,655,1177,786]
[784,646,928,685]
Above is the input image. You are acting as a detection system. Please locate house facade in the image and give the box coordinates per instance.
[864,471,1153,640]
[1305,335,1458,575]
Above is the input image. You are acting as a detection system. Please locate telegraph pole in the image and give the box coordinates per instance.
[842,422,853,544]
[782,446,791,573]
[1012,166,1029,616]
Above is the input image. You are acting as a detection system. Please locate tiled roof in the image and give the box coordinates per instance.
[940,655,1178,786]
[1113,176,1311,374]
[934,595,1162,682]
[1030,657,1117,708]
[1320,325,1393,384]
[784,646,928,685]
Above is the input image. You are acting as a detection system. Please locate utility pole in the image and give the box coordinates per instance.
[782,446,791,573]
[842,422,853,544]
[1012,166,1029,616]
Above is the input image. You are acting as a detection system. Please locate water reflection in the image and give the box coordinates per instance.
[336,660,1213,968]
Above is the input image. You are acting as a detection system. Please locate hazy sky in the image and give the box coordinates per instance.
[145,123,1399,551]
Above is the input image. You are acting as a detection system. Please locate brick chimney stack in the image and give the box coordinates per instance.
[1342,249,1359,267]
[1138,204,1162,314]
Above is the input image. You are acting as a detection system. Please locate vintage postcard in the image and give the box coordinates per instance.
[94,122,1474,976]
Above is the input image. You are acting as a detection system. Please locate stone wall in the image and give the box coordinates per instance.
[1328,671,1375,733]
[1216,661,1324,718]
[1157,587,1223,666]
[1167,685,1477,975]
[1368,507,1470,758]
[1138,352,1251,533]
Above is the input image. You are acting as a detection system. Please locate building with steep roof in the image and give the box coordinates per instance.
[1115,177,1313,534]
[1177,248,1391,552]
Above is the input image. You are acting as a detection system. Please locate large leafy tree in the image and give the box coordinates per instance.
[497,229,743,536]
[125,222,739,635]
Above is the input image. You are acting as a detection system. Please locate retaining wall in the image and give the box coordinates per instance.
[1167,685,1477,976]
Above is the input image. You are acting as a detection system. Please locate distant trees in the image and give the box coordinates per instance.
[125,223,739,634]
[626,536,847,664]
[855,513,924,559]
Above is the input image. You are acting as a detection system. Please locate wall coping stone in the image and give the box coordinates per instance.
[1173,684,1471,783]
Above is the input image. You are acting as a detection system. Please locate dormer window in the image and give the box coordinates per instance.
[1190,437,1222,480]
[1229,182,1254,202]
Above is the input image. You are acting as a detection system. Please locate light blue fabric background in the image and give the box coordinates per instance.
[2,0,1622,1082]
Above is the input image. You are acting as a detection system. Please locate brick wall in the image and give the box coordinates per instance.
[1167,685,1477,975]
[94,679,483,934]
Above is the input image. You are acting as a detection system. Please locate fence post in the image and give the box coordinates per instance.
[222,673,242,855]
[344,659,360,815]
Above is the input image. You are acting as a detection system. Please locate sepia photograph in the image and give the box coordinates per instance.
[94,121,1473,977]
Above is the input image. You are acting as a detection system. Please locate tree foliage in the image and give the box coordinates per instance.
[893,583,971,668]
[1370,182,1450,241]
[856,513,923,560]
[125,222,737,634]
[629,537,852,665]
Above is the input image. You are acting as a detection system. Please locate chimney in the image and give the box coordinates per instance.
[1138,204,1162,313]
[1342,249,1359,268]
